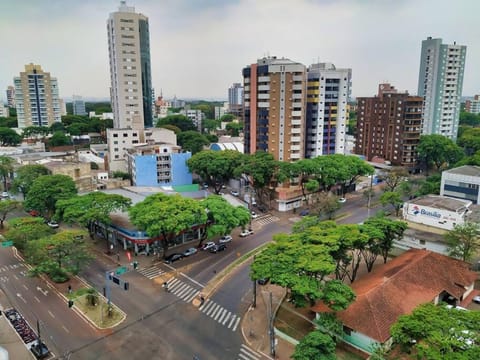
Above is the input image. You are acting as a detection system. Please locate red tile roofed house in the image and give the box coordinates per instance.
[311,248,477,355]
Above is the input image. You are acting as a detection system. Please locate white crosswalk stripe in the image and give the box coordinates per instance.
[165,278,202,303]
[237,344,262,360]
[254,215,279,226]
[137,265,166,279]
[197,298,240,332]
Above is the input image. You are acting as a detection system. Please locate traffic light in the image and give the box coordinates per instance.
[68,300,74,308]
[123,282,129,291]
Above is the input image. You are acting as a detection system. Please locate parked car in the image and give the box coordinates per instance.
[31,340,50,359]
[1,191,9,198]
[202,183,208,189]
[251,211,259,219]
[257,277,270,285]
[209,243,226,253]
[239,229,254,237]
[230,190,239,197]
[164,253,184,264]
[256,204,268,213]
[473,295,480,304]
[183,247,198,257]
[219,235,232,244]
[47,221,59,229]
[28,209,40,217]
[338,197,346,203]
[299,209,309,216]
[201,241,216,251]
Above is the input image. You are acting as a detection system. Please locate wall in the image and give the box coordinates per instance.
[133,155,158,186]
[403,203,464,230]
[170,152,192,186]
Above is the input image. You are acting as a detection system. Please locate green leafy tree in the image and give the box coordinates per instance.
[0,199,22,229]
[202,119,220,133]
[156,114,196,132]
[50,122,65,133]
[25,229,92,282]
[292,331,337,360]
[311,192,341,220]
[158,124,181,134]
[0,127,21,145]
[177,131,210,154]
[187,150,245,194]
[129,193,207,258]
[416,174,441,196]
[445,222,480,262]
[0,117,18,128]
[112,171,131,180]
[455,149,480,167]
[48,131,72,147]
[381,167,408,192]
[379,191,403,216]
[11,164,50,198]
[417,134,464,174]
[457,127,480,155]
[56,192,131,243]
[5,217,54,251]
[219,114,235,122]
[0,156,14,191]
[24,174,77,219]
[205,134,218,143]
[390,303,480,359]
[22,126,50,139]
[459,111,480,126]
[225,122,242,136]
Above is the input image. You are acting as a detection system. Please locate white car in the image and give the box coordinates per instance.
[47,221,59,229]
[338,197,346,203]
[230,190,239,197]
[219,235,233,244]
[251,211,259,219]
[201,241,216,251]
[1,191,9,198]
[473,295,480,304]
[239,229,253,237]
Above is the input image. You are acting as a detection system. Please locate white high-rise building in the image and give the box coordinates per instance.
[306,63,351,157]
[417,37,466,140]
[14,63,61,128]
[72,95,86,116]
[107,1,153,129]
[6,86,15,108]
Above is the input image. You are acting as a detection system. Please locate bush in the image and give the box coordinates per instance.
[48,267,69,283]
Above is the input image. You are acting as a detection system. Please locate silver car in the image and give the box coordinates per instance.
[183,247,198,257]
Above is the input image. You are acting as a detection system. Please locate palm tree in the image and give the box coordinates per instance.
[0,156,14,191]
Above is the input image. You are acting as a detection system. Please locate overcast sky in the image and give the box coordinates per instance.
[0,0,478,102]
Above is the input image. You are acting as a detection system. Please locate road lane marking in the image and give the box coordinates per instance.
[185,290,200,302]
[13,274,18,280]
[222,312,232,325]
[232,317,241,331]
[228,315,237,329]
[216,308,227,322]
[199,299,211,312]
[179,272,205,288]
[207,303,219,317]
[34,296,40,303]
[22,284,28,290]
[48,310,55,318]
[62,325,70,333]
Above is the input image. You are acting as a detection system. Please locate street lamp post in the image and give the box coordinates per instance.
[269,292,276,357]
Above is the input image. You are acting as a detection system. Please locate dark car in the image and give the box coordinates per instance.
[209,243,226,253]
[31,340,50,359]
[299,209,309,216]
[257,278,270,285]
[163,253,184,264]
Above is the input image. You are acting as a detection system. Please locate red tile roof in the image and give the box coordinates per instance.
[311,249,477,342]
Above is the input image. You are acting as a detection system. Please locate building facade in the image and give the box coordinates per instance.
[465,95,480,115]
[0,105,9,118]
[306,63,351,157]
[107,1,153,129]
[126,143,192,187]
[440,165,480,204]
[72,95,86,116]
[6,86,15,108]
[355,84,423,170]
[417,37,466,140]
[228,82,243,118]
[14,64,61,129]
[180,109,204,132]
[243,56,307,161]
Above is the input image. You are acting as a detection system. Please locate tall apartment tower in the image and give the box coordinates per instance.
[417,37,466,140]
[107,1,153,129]
[72,95,87,115]
[6,86,15,108]
[242,57,307,161]
[355,84,423,170]
[14,63,61,129]
[228,83,243,118]
[306,63,351,157]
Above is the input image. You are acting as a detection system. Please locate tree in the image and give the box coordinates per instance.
[112,171,131,180]
[226,122,242,136]
[5,217,54,251]
[381,167,408,192]
[445,222,480,262]
[156,114,196,132]
[457,127,480,155]
[158,124,181,134]
[416,174,441,196]
[48,131,72,147]
[56,192,131,243]
[0,156,14,191]
[202,119,220,133]
[417,134,464,174]
[24,174,77,219]
[459,111,480,126]
[50,122,66,133]
[0,199,22,229]
[0,117,18,128]
[187,150,245,194]
[25,229,92,282]
[129,193,207,258]
[177,131,210,154]
[11,164,50,198]
[21,126,50,139]
[311,192,341,220]
[292,331,336,360]
[390,303,480,359]
[0,127,21,145]
[219,114,235,122]
[379,191,403,216]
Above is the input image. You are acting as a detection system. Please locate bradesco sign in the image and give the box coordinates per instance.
[410,205,441,218]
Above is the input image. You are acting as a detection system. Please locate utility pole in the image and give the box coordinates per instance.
[367,174,374,218]
[252,256,257,308]
[269,292,275,357]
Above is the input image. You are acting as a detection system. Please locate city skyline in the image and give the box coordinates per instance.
[0,0,478,102]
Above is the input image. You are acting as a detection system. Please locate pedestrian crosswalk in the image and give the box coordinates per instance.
[137,265,166,279]
[254,215,279,226]
[237,344,262,360]
[198,298,241,332]
[0,263,23,273]
[166,278,201,303]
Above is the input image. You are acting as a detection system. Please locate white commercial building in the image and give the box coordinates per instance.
[440,165,480,205]
[403,195,471,231]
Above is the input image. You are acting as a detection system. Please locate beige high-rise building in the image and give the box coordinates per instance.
[107,1,153,130]
[14,63,61,129]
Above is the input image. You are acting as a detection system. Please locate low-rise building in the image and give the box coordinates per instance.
[0,104,9,117]
[465,95,480,114]
[402,195,471,230]
[440,165,480,204]
[40,160,92,192]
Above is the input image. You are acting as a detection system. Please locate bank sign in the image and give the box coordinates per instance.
[410,205,441,218]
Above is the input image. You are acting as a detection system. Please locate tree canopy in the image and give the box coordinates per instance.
[156,114,196,132]
[445,222,480,262]
[417,134,464,173]
[0,127,21,145]
[11,164,50,197]
[177,131,210,154]
[292,331,337,360]
[0,156,14,191]
[5,217,54,251]
[48,131,72,147]
[0,199,22,229]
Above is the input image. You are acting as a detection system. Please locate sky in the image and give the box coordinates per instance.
[0,0,479,102]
